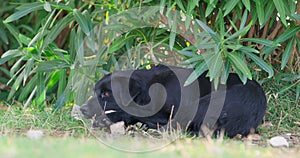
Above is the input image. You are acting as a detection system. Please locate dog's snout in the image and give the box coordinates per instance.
[79,104,88,115]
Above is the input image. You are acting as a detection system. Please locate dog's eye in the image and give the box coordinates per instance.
[101,91,110,98]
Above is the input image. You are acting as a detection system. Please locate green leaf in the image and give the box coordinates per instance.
[49,2,73,12]
[178,50,197,57]
[73,9,92,36]
[264,3,275,26]
[23,86,37,109]
[216,9,225,35]
[181,55,204,64]
[223,0,239,16]
[44,2,52,12]
[4,23,22,46]
[0,55,15,65]
[281,37,294,70]
[196,19,220,41]
[241,38,280,47]
[23,58,34,84]
[36,72,46,108]
[58,70,67,97]
[254,0,265,25]
[292,14,300,21]
[8,70,25,100]
[18,75,38,101]
[207,51,223,80]
[227,52,252,80]
[240,10,248,29]
[239,46,260,54]
[108,36,133,54]
[282,74,300,82]
[261,46,276,56]
[54,91,67,110]
[184,62,208,86]
[175,0,186,12]
[296,84,300,102]
[220,60,230,84]
[35,60,69,72]
[187,0,198,15]
[43,14,74,49]
[242,0,251,11]
[226,21,252,41]
[4,2,44,23]
[18,34,31,46]
[272,0,286,26]
[169,11,178,51]
[243,51,274,78]
[0,49,22,64]
[205,4,215,17]
[276,26,300,43]
[0,24,8,44]
[10,56,25,76]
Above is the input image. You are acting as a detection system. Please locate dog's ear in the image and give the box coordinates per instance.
[110,70,150,105]
[110,70,167,117]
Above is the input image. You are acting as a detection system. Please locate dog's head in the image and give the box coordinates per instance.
[79,95,112,128]
[93,65,179,118]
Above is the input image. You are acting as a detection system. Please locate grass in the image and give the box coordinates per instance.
[0,76,299,157]
[0,133,299,158]
[261,77,300,137]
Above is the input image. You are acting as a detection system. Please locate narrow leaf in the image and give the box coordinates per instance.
[292,14,300,21]
[223,0,239,16]
[243,51,274,78]
[242,38,280,47]
[276,26,300,43]
[43,14,74,49]
[227,52,252,80]
[4,2,44,23]
[196,19,220,41]
[281,37,294,69]
[296,84,300,102]
[273,0,286,26]
[184,62,208,86]
[254,0,265,25]
[0,24,8,44]
[242,0,251,11]
[73,9,92,36]
[226,21,252,41]
[44,2,52,12]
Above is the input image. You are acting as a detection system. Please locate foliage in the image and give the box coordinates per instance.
[0,0,299,109]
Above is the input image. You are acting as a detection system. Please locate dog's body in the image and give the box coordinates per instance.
[81,64,267,138]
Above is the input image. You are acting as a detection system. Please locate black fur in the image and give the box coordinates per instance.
[91,64,267,138]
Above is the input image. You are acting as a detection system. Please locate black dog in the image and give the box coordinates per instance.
[81,64,267,138]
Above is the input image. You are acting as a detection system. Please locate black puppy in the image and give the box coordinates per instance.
[86,64,267,138]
